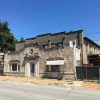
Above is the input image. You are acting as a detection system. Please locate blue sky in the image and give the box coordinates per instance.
[0,0,100,41]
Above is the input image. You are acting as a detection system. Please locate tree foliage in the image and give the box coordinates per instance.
[20,37,25,42]
[0,21,17,52]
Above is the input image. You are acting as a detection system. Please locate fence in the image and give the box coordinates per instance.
[76,67,100,80]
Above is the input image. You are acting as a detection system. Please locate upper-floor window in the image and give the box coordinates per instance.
[69,40,76,48]
[51,43,63,48]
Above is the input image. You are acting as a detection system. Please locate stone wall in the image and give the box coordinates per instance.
[38,47,75,79]
[4,45,75,79]
[4,51,25,74]
[4,30,83,79]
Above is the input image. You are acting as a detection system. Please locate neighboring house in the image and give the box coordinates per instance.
[3,30,100,79]
[83,38,100,66]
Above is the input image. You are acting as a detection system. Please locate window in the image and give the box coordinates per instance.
[51,43,62,48]
[11,63,20,72]
[51,44,56,48]
[69,41,73,47]
[51,65,59,72]
[69,40,76,48]
[12,63,17,71]
[45,65,60,72]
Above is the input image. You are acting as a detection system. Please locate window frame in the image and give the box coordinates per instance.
[10,62,20,72]
[46,65,60,72]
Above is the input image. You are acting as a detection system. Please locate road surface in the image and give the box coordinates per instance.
[0,80,99,100]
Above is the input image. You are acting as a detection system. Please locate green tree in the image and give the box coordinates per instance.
[20,37,25,42]
[0,21,17,52]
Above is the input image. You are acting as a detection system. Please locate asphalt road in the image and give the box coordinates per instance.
[0,80,100,100]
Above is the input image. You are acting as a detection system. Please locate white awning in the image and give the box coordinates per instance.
[46,60,64,65]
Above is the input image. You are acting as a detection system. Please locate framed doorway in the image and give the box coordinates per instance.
[25,61,38,77]
[30,63,35,76]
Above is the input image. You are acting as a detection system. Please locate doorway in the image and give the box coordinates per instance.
[25,61,38,76]
[30,63,35,76]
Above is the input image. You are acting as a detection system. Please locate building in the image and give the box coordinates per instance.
[3,30,100,79]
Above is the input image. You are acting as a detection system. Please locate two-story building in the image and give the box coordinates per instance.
[3,30,100,79]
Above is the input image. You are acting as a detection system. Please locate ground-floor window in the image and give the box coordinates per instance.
[51,65,59,72]
[46,65,60,72]
[10,63,20,72]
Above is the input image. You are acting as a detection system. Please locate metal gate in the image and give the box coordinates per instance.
[76,67,100,80]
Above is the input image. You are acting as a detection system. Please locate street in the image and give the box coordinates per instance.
[0,80,99,100]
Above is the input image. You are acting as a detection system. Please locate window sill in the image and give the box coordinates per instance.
[11,71,19,72]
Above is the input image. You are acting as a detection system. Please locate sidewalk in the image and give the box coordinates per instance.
[0,76,82,87]
[0,76,100,90]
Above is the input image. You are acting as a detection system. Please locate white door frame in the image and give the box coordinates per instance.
[25,60,38,76]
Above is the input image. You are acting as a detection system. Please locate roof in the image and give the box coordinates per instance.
[25,30,83,41]
[50,33,64,44]
[37,33,51,37]
[15,30,83,49]
[36,34,51,45]
[26,37,36,40]
[65,30,83,35]
[84,37,100,48]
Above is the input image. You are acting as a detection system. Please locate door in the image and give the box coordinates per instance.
[30,63,35,76]
[25,62,37,76]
